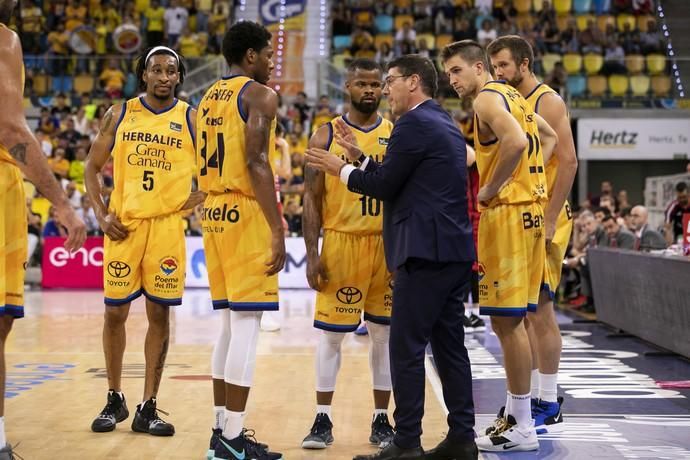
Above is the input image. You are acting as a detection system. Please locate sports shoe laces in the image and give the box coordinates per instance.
[99,395,121,418]
[373,414,394,437]
[241,429,270,456]
[309,414,332,436]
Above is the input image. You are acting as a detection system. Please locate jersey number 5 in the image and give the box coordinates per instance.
[142,170,154,191]
[200,131,226,176]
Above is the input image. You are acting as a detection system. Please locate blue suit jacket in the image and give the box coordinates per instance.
[347,99,475,270]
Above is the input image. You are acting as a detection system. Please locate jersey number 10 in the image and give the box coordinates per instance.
[200,131,226,176]
[360,195,381,217]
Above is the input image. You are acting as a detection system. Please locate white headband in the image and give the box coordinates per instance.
[145,46,179,66]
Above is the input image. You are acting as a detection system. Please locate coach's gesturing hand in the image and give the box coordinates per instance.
[98,212,129,241]
[305,147,346,177]
[333,118,363,162]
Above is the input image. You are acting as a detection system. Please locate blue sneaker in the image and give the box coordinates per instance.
[213,429,282,460]
[354,324,368,336]
[208,428,222,460]
[533,397,564,434]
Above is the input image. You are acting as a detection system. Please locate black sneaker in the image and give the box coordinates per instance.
[91,390,129,432]
[0,442,24,460]
[208,428,222,460]
[369,413,395,447]
[464,313,486,332]
[301,413,334,449]
[214,429,282,459]
[131,398,175,436]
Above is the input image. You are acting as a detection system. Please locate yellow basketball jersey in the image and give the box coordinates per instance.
[474,81,546,208]
[196,75,277,196]
[322,115,393,235]
[109,96,196,225]
[525,83,561,198]
[0,24,24,166]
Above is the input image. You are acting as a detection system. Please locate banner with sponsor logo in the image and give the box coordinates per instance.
[42,237,311,289]
[259,0,306,95]
[42,237,104,288]
[577,119,690,160]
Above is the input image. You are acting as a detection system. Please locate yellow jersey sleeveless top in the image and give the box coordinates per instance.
[322,114,393,235]
[196,75,277,196]
[109,96,196,224]
[0,24,24,166]
[525,83,561,198]
[474,81,547,208]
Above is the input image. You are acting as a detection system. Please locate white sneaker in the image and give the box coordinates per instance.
[260,312,281,332]
[476,415,539,452]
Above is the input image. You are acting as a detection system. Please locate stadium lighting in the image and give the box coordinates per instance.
[657,1,684,98]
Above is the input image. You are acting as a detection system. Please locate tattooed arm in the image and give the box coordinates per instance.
[0,27,86,251]
[303,125,329,291]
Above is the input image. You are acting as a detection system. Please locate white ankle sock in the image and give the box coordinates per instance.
[223,410,245,440]
[508,392,532,429]
[505,392,511,417]
[539,372,559,403]
[214,406,225,430]
[316,404,331,417]
[530,369,540,399]
[373,408,387,418]
[0,416,6,446]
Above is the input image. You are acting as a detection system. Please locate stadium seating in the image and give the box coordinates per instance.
[554,0,572,15]
[583,53,604,75]
[573,0,593,14]
[646,54,667,75]
[625,55,645,74]
[651,75,672,97]
[587,75,608,97]
[542,53,563,75]
[608,74,629,97]
[567,74,587,97]
[630,75,651,96]
[563,53,583,74]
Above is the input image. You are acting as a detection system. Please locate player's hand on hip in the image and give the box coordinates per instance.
[265,231,286,276]
[99,212,129,242]
[181,190,207,210]
[56,205,87,252]
[305,148,346,177]
[333,118,363,161]
[306,255,329,291]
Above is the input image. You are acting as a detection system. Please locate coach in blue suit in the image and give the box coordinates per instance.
[306,55,477,460]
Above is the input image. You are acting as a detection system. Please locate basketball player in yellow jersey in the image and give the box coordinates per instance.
[301,58,394,450]
[488,35,578,435]
[196,21,285,460]
[84,46,203,437]
[442,40,557,452]
[0,5,86,456]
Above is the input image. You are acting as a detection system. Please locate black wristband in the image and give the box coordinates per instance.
[353,153,367,167]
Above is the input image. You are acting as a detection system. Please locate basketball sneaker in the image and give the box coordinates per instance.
[482,399,538,435]
[91,390,129,432]
[369,413,395,447]
[463,314,486,332]
[301,413,334,449]
[476,415,538,452]
[214,429,282,459]
[533,397,564,434]
[208,428,222,460]
[131,398,175,436]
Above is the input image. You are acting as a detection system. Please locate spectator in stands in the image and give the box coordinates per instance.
[580,19,604,54]
[375,41,394,67]
[497,19,517,38]
[619,22,640,55]
[617,190,630,211]
[664,181,690,245]
[475,0,492,14]
[542,20,562,53]
[176,27,203,58]
[59,117,81,152]
[434,3,453,35]
[311,95,336,133]
[630,205,667,251]
[47,0,67,30]
[352,1,375,33]
[413,0,433,33]
[196,0,212,33]
[612,0,633,13]
[417,38,433,59]
[69,147,87,186]
[545,61,568,96]
[283,199,303,237]
[374,1,394,16]
[559,18,580,53]
[209,0,230,53]
[47,20,69,75]
[633,0,653,14]
[73,107,89,135]
[36,129,53,157]
[102,2,123,49]
[619,207,634,230]
[453,18,476,42]
[291,91,311,128]
[273,123,292,183]
[287,122,308,156]
[640,19,662,54]
[395,21,417,49]
[476,18,497,47]
[52,93,72,118]
[65,181,82,209]
[49,148,70,180]
[20,0,43,54]
[99,59,126,98]
[592,180,615,207]
[43,206,68,238]
[164,0,189,47]
[601,39,627,75]
[332,3,353,37]
[65,0,87,31]
[538,0,556,26]
[594,205,612,224]
[602,214,635,249]
[145,0,166,47]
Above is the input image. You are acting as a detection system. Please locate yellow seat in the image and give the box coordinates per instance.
[596,15,616,32]
[562,53,583,74]
[651,75,671,97]
[637,15,654,32]
[583,53,603,75]
[616,14,636,32]
[516,13,535,30]
[435,34,453,50]
[646,54,666,75]
[542,53,562,74]
[553,0,572,14]
[515,0,532,14]
[608,75,629,97]
[73,74,95,94]
[625,54,645,74]
[587,75,607,97]
[576,14,596,31]
[630,75,650,96]
[416,33,435,50]
[374,34,393,48]
[394,14,414,31]
[32,74,49,96]
[332,54,348,70]
[556,14,574,32]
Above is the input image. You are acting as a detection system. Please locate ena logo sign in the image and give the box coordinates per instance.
[49,246,104,267]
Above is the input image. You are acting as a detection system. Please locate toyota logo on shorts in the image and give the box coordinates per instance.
[336,287,363,305]
[108,261,131,278]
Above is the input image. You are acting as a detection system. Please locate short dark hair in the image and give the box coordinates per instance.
[440,40,491,74]
[620,206,632,217]
[222,21,272,66]
[486,35,535,72]
[386,54,437,98]
[347,58,382,75]
[676,181,688,192]
[135,47,187,93]
[593,206,612,218]
[602,214,616,224]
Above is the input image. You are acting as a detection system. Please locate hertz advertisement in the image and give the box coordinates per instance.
[577,118,690,160]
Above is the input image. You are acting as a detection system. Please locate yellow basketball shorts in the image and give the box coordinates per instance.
[477,202,545,317]
[0,164,27,318]
[203,192,279,311]
[541,201,573,301]
[104,213,185,306]
[314,230,392,332]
